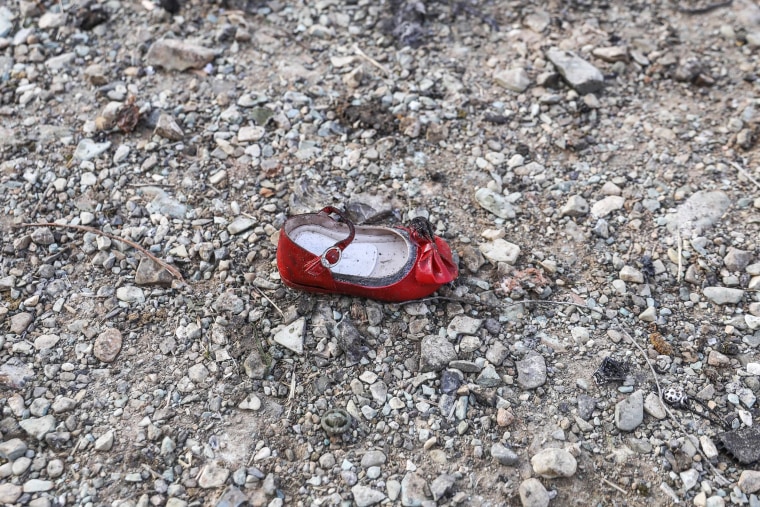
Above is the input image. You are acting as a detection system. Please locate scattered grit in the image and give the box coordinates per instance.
[1,0,760,506]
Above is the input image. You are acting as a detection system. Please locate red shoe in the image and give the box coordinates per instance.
[276,206,459,302]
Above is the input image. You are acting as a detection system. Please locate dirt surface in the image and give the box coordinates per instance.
[1,0,760,506]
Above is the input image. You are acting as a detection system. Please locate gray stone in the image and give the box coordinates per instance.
[237,126,265,143]
[479,239,521,264]
[146,39,216,71]
[0,438,27,460]
[147,191,187,219]
[516,354,547,389]
[615,390,644,431]
[0,484,22,505]
[94,328,123,363]
[227,217,256,235]
[740,471,760,494]
[215,486,248,507]
[74,138,111,161]
[46,459,64,479]
[491,443,519,466]
[243,349,269,379]
[530,448,578,478]
[155,113,184,141]
[725,248,753,272]
[116,286,145,303]
[592,46,629,63]
[560,195,589,217]
[519,478,550,507]
[351,485,386,507]
[493,67,532,93]
[679,468,699,492]
[474,188,516,219]
[20,415,56,440]
[486,341,509,365]
[619,266,644,283]
[546,49,604,94]
[430,474,456,501]
[644,393,667,420]
[447,316,483,338]
[45,52,75,70]
[360,450,386,468]
[700,435,719,460]
[33,334,59,350]
[420,335,457,372]
[476,365,502,387]
[22,479,54,493]
[94,430,114,451]
[400,472,427,507]
[213,292,245,314]
[591,195,625,218]
[10,312,33,334]
[188,363,209,383]
[273,317,305,354]
[135,258,174,286]
[198,461,230,488]
[667,190,730,236]
[578,394,596,420]
[704,287,744,305]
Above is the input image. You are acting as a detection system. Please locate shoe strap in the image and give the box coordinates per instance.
[304,206,356,274]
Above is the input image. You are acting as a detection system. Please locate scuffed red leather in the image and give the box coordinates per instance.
[276,211,458,302]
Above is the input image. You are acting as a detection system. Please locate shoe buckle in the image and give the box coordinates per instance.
[320,246,342,268]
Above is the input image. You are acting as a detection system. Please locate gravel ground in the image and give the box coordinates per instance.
[1,0,760,505]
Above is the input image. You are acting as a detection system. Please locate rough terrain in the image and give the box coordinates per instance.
[1,0,760,506]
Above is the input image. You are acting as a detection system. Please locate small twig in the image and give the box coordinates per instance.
[17,222,185,282]
[400,295,594,314]
[253,286,284,317]
[601,477,628,495]
[353,44,391,77]
[676,232,683,283]
[726,160,760,191]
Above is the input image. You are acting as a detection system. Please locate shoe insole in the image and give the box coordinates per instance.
[293,230,379,277]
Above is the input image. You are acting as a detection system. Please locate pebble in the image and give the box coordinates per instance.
[447,316,483,338]
[643,393,667,420]
[619,266,644,283]
[0,484,22,504]
[400,472,427,506]
[33,333,59,350]
[361,450,386,468]
[560,195,589,217]
[491,443,519,466]
[430,474,456,501]
[213,292,245,314]
[20,415,56,440]
[591,195,625,218]
[238,125,265,142]
[420,334,457,372]
[519,478,550,507]
[680,468,699,490]
[94,430,114,451]
[707,350,730,366]
[23,479,54,493]
[94,328,123,363]
[198,461,230,488]
[10,312,33,334]
[474,188,516,219]
[516,354,547,389]
[0,438,27,460]
[155,113,184,141]
[351,485,386,507]
[116,286,145,303]
[493,67,532,92]
[738,471,760,495]
[479,239,521,264]
[273,318,305,354]
[530,448,577,478]
[615,390,644,431]
[227,217,256,235]
[703,287,744,305]
[135,258,174,286]
[74,138,111,161]
[146,38,216,71]
[592,46,629,62]
[546,48,604,93]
